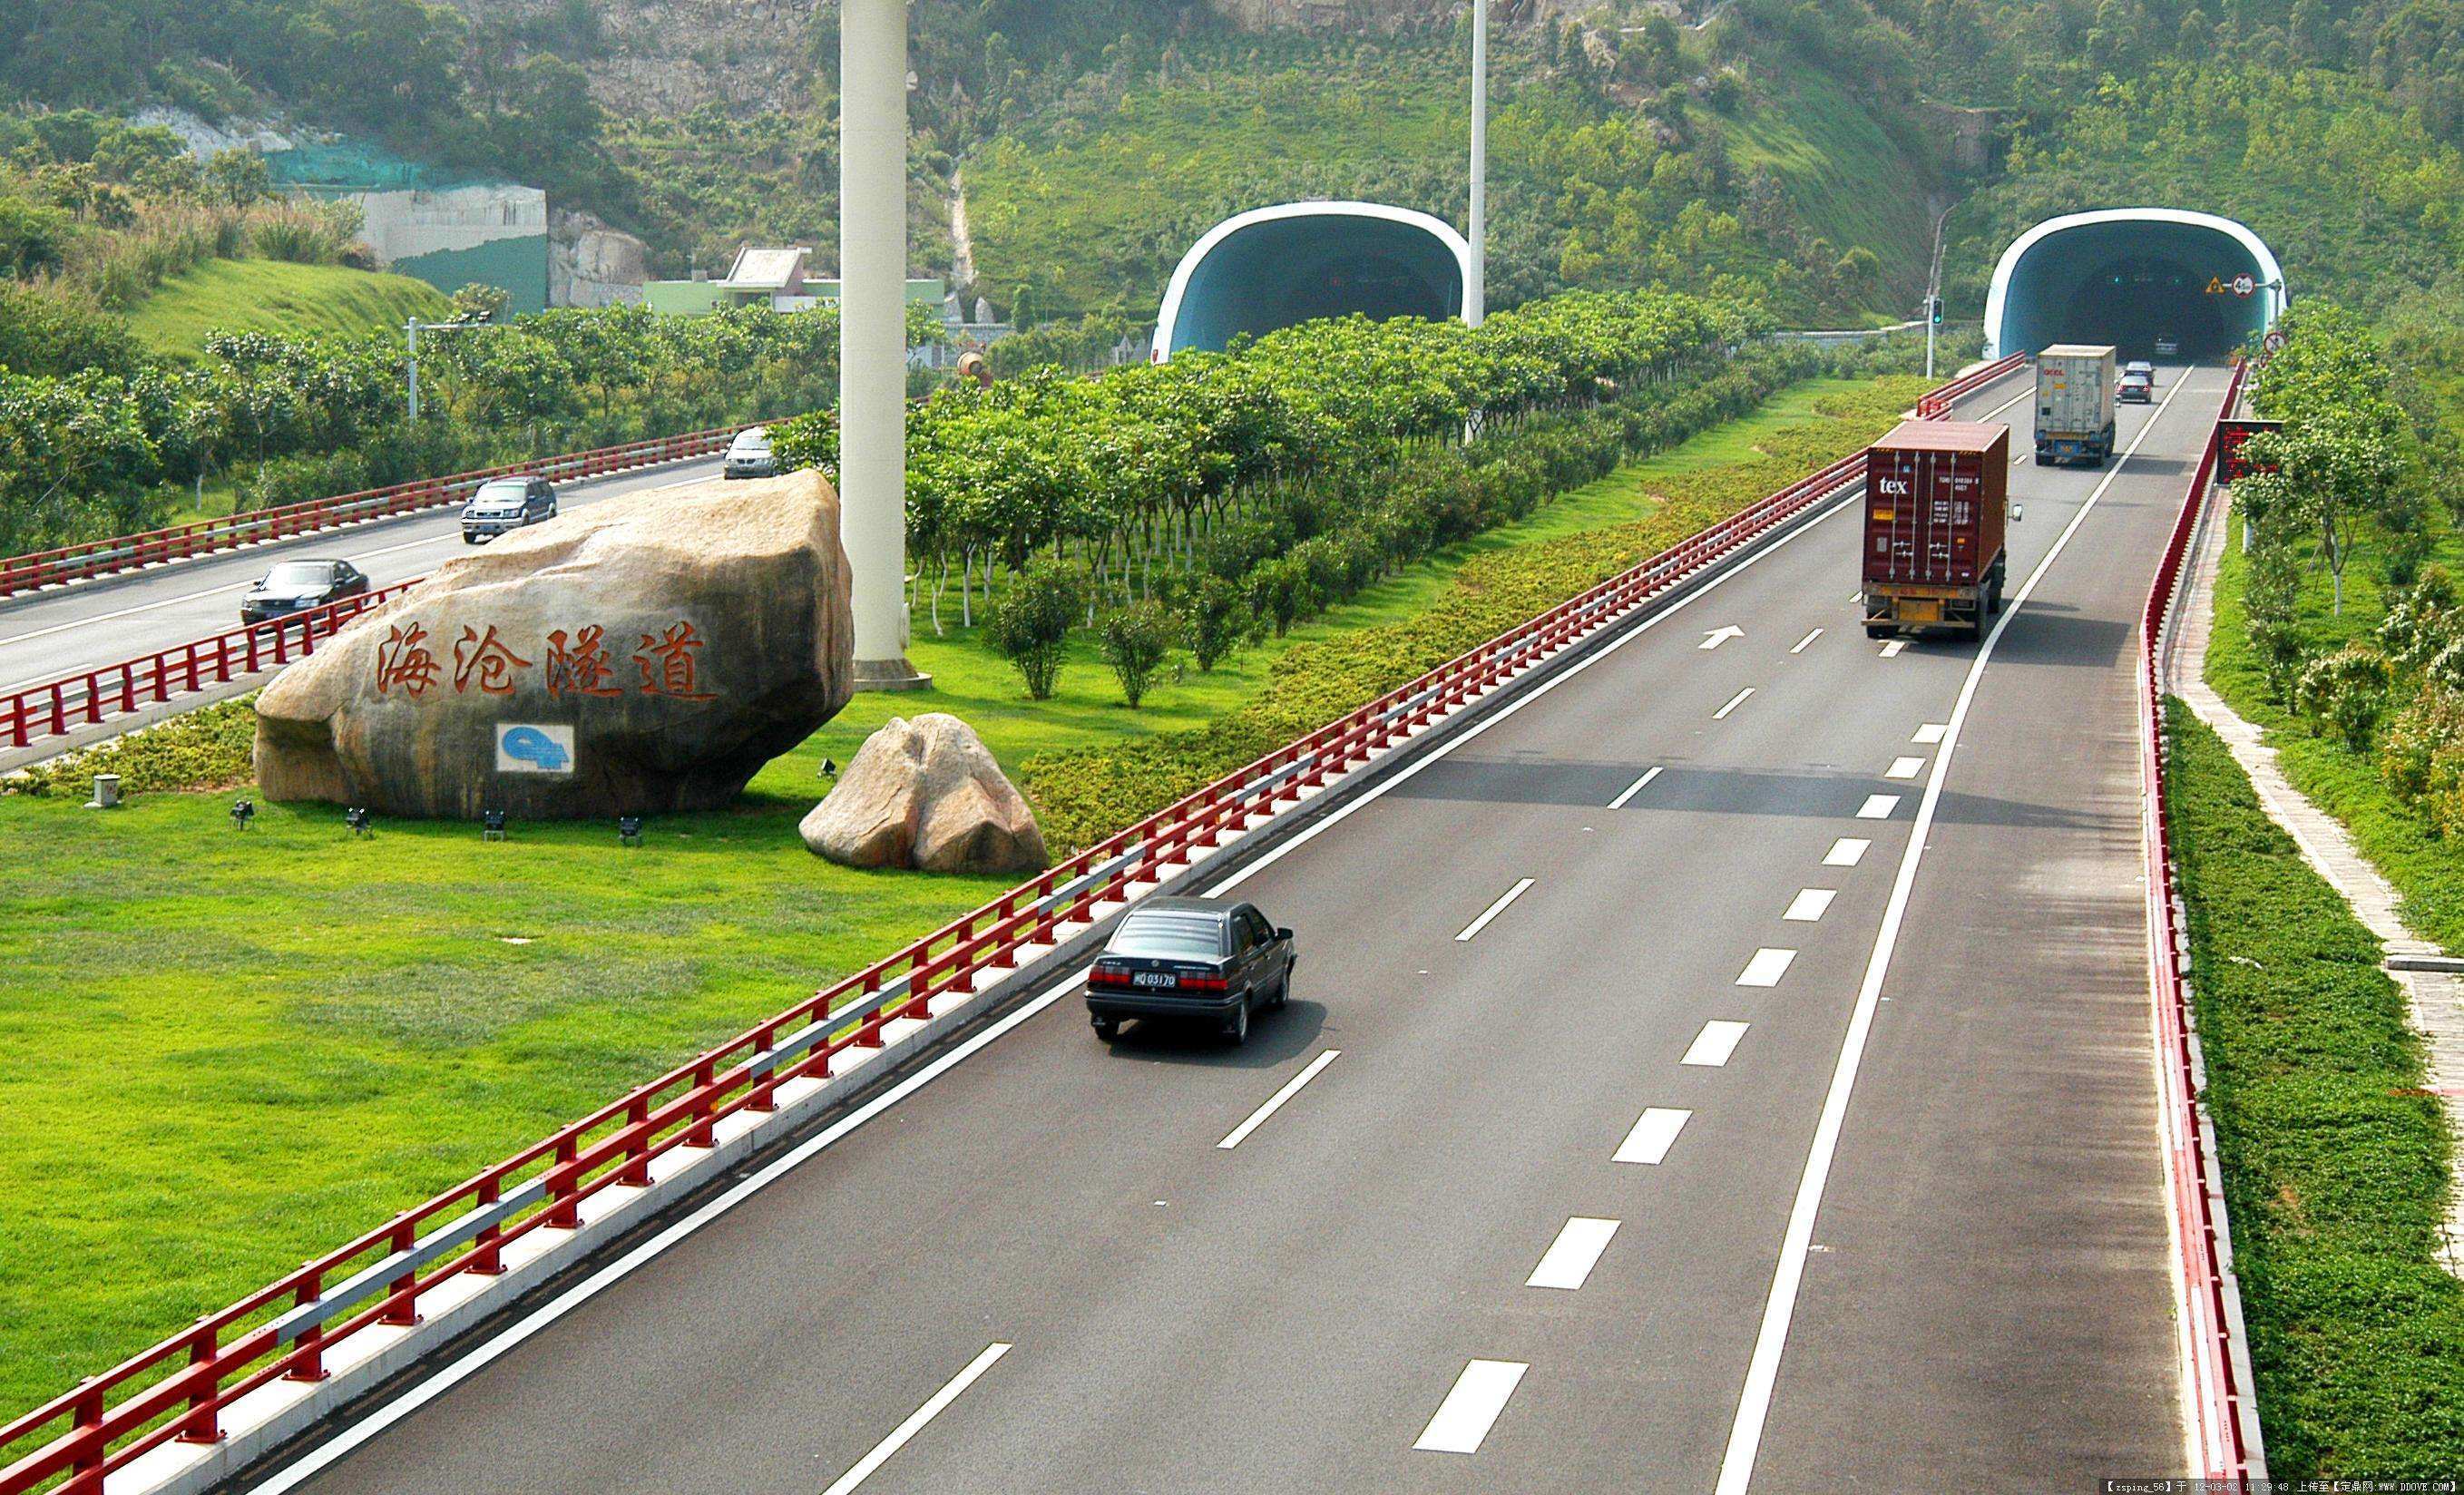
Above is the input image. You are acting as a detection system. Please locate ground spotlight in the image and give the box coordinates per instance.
[482,808,507,842]
[230,799,255,831]
[819,757,838,783]
[346,807,372,837]
[618,816,642,847]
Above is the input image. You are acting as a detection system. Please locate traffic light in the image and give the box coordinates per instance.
[1928,296,1944,327]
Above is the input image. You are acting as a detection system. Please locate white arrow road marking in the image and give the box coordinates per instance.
[1681,1021,1752,1068]
[1614,1107,1692,1164]
[1700,625,1745,650]
[1455,878,1535,942]
[1414,1361,1529,1453]
[1823,837,1870,867]
[1527,1217,1621,1290]
[1856,794,1900,819]
[1714,687,1755,719]
[1608,767,1662,809]
[1885,757,1924,779]
[1782,889,1836,922]
[1217,1049,1342,1150]
[1736,948,1796,987]
[821,1343,1012,1495]
[1790,629,1823,654]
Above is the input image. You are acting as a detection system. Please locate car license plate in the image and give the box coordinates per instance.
[1132,972,1176,988]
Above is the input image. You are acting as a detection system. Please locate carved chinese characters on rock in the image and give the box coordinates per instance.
[374,620,716,702]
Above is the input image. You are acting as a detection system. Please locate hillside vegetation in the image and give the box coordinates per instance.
[128,259,449,360]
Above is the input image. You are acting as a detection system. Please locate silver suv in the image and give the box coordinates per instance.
[460,476,557,543]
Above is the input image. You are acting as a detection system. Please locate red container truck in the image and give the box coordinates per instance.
[1862,418,2010,639]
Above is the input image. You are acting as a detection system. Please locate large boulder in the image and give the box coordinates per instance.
[254,469,854,819]
[800,714,1047,875]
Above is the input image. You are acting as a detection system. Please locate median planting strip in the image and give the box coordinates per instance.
[0,365,2011,1495]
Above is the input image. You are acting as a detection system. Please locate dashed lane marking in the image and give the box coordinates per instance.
[1455,879,1535,942]
[1614,1107,1692,1165]
[1608,767,1662,809]
[1855,795,1901,819]
[1714,687,1755,719]
[1681,1021,1752,1068]
[1782,889,1835,923]
[1823,837,1870,867]
[1526,1217,1621,1290]
[1414,1361,1530,1454]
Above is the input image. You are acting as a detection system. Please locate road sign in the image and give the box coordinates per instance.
[2218,419,2283,484]
[2264,329,2287,354]
[496,723,575,775]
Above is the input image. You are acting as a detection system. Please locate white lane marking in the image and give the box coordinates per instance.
[1614,1107,1692,1165]
[1714,365,2201,1495]
[1681,1021,1752,1068]
[247,961,1091,1495]
[1913,723,1947,744]
[1878,639,1907,658]
[1736,948,1796,987]
[1885,757,1924,779]
[1700,625,1744,650]
[1414,1360,1530,1453]
[1782,889,1835,923]
[1210,487,1852,901]
[1217,1049,1342,1151]
[1855,795,1900,819]
[1790,629,1823,654]
[1608,767,1663,809]
[1823,837,1870,867]
[1455,878,1535,942]
[1526,1217,1621,1290]
[1713,687,1755,719]
[820,1342,1012,1495]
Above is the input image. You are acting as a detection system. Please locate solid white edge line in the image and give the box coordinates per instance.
[255,404,1889,1490]
[1713,687,1755,719]
[1454,877,1536,942]
[1608,765,1663,809]
[1216,1048,1342,1150]
[247,966,1090,1495]
[819,1342,1012,1495]
[1711,367,2201,1495]
[1680,1020,1752,1068]
[1789,629,1822,654]
[1526,1217,1621,1290]
[1612,1106,1692,1165]
[1413,1360,1530,1453]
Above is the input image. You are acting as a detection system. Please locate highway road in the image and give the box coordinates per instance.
[0,454,727,698]
[255,364,2224,1493]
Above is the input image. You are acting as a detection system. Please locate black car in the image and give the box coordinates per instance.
[1086,896,1296,1044]
[240,558,370,626]
[460,475,558,542]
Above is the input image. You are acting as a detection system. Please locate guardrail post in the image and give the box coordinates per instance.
[748,1023,781,1112]
[285,1268,331,1383]
[684,1061,719,1148]
[617,1098,652,1187]
[469,1174,506,1276]
[379,1218,422,1327]
[174,1323,222,1444]
[544,1138,582,1229]
[62,1378,108,1495]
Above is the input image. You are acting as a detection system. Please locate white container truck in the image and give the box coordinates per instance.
[2033,344,2117,466]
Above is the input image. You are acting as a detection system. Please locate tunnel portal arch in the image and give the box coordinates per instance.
[1154,202,1471,362]
[1984,209,2286,361]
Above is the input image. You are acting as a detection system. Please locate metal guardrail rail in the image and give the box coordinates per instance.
[1913,351,2029,417]
[0,424,762,601]
[0,361,2027,1495]
[2138,357,2265,1485]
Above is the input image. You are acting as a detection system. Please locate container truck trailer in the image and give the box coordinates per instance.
[2033,344,2117,465]
[1863,419,2011,639]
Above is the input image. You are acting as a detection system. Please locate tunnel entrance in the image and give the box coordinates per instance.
[1156,203,1468,360]
[1986,210,2284,361]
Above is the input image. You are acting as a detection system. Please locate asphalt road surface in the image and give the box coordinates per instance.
[0,454,727,697]
[257,365,2224,1494]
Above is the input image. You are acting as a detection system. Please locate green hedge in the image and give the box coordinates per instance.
[2164,700,2464,1477]
[4,697,259,798]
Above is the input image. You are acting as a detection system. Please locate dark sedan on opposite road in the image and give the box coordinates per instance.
[1085,896,1296,1045]
[240,558,369,626]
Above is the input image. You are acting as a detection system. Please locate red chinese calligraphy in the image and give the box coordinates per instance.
[634,620,715,700]
[374,622,441,698]
[452,625,533,696]
[544,625,623,699]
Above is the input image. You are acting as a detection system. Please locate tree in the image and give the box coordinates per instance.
[1178,574,1248,671]
[986,558,1086,699]
[202,149,271,209]
[2236,422,2400,614]
[1100,600,1176,707]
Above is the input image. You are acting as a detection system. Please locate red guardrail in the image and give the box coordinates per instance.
[0,364,2005,1495]
[0,424,762,601]
[2138,358,2260,1484]
[2,584,421,754]
[1913,351,2029,418]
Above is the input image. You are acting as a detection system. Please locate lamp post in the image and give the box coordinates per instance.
[1466,0,1488,328]
[405,316,486,422]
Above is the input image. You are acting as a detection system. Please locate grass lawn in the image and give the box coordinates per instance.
[126,259,450,362]
[2165,702,2464,1476]
[0,373,1912,1431]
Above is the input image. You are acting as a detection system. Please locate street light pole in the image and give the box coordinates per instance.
[406,316,484,422]
[1466,0,1488,328]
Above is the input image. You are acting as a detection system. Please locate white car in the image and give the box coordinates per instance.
[724,427,777,480]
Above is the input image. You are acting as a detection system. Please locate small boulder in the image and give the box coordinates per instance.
[801,714,1047,875]
[254,468,854,819]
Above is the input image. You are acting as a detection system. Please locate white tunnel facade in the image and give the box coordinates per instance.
[1154,202,1471,362]
[1984,209,2286,361]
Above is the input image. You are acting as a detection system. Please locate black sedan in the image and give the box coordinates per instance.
[240,558,370,626]
[1085,896,1296,1044]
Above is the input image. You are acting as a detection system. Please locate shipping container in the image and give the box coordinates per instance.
[2033,344,2117,466]
[1863,418,2011,639]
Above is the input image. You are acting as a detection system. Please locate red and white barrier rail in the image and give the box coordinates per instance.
[0,362,2019,1495]
[0,424,765,601]
[2138,358,2265,1484]
[2,583,419,754]
[1914,351,2029,417]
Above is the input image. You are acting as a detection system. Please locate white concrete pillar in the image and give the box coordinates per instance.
[842,0,926,689]
[1466,0,1487,328]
